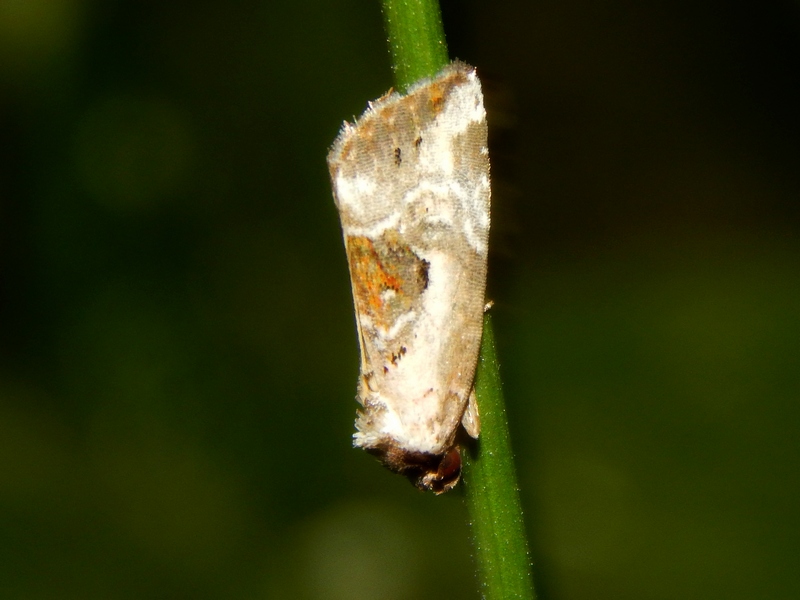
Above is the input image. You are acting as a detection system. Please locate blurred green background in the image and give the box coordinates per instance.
[1,1,799,598]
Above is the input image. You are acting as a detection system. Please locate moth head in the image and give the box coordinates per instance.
[366,444,462,494]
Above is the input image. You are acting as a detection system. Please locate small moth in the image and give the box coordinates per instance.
[327,62,490,493]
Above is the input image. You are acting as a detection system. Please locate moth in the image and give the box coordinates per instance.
[327,62,490,493]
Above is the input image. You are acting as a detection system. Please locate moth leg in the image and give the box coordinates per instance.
[461,387,481,438]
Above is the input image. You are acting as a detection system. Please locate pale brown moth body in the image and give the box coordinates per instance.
[328,62,490,493]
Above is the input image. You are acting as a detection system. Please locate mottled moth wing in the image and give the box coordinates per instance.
[328,62,490,493]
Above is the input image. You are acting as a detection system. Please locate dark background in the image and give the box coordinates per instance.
[1,1,799,598]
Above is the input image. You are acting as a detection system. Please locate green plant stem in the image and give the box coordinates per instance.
[462,315,536,599]
[381,0,449,90]
[379,1,535,597]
